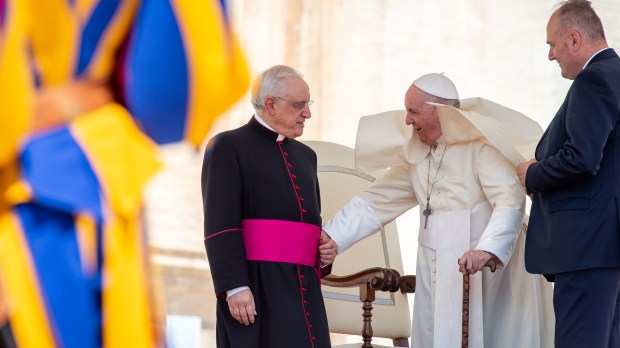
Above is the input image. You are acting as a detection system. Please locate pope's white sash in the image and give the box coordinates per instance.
[419,208,484,348]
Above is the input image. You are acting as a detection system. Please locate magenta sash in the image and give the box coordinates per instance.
[242,219,320,267]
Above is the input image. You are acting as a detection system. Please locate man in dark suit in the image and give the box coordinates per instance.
[517,1,620,347]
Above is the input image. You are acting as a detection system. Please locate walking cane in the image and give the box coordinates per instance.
[462,260,497,348]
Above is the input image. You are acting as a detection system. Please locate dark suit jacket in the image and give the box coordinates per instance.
[525,48,620,277]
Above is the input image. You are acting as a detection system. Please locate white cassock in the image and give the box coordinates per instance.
[323,98,554,348]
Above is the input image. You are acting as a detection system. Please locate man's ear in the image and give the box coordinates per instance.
[264,96,277,116]
[568,30,582,51]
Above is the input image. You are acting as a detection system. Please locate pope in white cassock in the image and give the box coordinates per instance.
[322,73,555,347]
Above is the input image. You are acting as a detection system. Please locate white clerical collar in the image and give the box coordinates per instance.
[583,47,611,70]
[254,114,285,141]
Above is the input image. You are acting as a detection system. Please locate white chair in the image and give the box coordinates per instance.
[304,141,415,348]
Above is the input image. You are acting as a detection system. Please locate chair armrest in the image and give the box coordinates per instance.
[323,267,415,294]
[400,275,416,294]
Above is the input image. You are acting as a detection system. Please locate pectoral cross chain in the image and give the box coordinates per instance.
[423,199,432,229]
[423,144,447,230]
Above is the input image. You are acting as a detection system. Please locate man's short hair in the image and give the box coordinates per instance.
[251,65,304,111]
[420,90,461,109]
[556,0,606,43]
[429,94,460,109]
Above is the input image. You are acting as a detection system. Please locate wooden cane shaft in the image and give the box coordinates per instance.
[462,273,470,348]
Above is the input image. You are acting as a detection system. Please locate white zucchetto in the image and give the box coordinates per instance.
[412,73,459,100]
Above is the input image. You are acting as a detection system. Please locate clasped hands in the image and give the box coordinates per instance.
[319,230,337,266]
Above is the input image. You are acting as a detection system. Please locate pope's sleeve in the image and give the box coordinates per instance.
[475,144,524,267]
[323,164,417,254]
[201,134,249,297]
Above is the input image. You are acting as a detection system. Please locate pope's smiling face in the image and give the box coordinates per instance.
[405,85,442,146]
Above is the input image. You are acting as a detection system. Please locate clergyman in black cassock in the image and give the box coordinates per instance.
[202,65,335,348]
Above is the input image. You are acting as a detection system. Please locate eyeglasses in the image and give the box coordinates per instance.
[275,96,314,110]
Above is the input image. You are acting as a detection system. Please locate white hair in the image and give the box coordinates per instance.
[251,65,304,111]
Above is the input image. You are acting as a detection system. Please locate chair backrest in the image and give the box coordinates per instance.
[304,140,411,341]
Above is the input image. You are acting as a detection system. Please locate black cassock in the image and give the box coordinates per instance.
[202,117,331,348]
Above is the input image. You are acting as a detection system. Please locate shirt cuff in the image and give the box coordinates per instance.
[226,286,250,300]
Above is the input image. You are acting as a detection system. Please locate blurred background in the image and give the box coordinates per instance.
[135,0,619,346]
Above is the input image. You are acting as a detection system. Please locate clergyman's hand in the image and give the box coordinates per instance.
[227,289,257,326]
[458,250,501,275]
[319,230,337,266]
